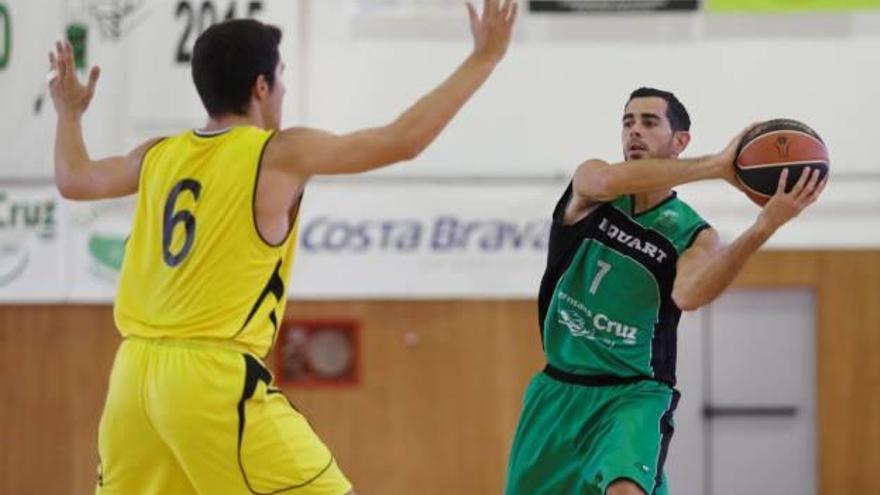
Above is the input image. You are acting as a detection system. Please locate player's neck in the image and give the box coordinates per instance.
[633,189,673,215]
[202,113,263,133]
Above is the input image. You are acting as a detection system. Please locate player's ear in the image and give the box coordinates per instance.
[673,130,691,155]
[252,74,270,100]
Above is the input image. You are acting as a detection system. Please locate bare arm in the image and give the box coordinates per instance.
[55,127,159,200]
[266,0,518,179]
[671,226,767,311]
[49,41,157,200]
[672,167,827,310]
[573,155,724,204]
[563,155,726,225]
[564,127,753,223]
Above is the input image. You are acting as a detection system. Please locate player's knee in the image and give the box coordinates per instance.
[606,478,646,495]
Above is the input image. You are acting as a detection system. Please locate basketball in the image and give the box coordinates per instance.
[735,119,829,206]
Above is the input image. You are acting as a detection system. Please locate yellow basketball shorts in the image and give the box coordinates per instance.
[96,337,352,495]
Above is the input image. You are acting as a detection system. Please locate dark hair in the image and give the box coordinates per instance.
[192,19,282,117]
[627,87,691,132]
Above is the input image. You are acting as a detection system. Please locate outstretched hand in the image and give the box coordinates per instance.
[48,40,100,119]
[466,0,518,64]
[759,167,827,231]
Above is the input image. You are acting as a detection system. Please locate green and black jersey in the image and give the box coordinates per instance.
[538,184,710,386]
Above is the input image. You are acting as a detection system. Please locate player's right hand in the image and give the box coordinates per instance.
[466,0,518,64]
[758,167,827,231]
[48,40,100,119]
[716,123,759,192]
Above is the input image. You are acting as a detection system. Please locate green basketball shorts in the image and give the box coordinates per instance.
[505,367,679,495]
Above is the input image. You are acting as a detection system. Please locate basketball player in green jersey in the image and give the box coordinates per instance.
[505,87,826,495]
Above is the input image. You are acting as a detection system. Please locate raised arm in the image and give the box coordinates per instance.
[265,0,518,178]
[572,155,724,205]
[49,41,156,200]
[672,167,827,311]
[570,124,755,212]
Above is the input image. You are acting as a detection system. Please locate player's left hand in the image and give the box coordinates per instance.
[466,0,518,65]
[48,40,101,119]
[758,167,827,231]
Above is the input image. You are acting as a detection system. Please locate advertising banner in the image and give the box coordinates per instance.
[709,0,880,11]
[0,182,560,302]
[529,0,698,13]
[0,186,66,302]
[66,196,136,302]
[290,182,558,299]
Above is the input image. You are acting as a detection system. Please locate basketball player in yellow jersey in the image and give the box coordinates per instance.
[48,2,517,494]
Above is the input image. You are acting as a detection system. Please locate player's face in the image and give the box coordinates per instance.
[621,97,688,161]
[263,60,286,130]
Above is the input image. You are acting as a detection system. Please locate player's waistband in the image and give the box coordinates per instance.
[543,364,658,387]
[124,334,263,360]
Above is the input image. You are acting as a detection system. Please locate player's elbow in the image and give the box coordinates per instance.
[54,158,99,200]
[57,184,92,200]
[672,288,704,312]
[593,170,620,201]
[380,124,424,162]
[55,175,89,200]
[575,161,618,201]
[398,137,423,161]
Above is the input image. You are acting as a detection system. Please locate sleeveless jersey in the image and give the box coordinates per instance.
[538,184,709,385]
[114,127,298,358]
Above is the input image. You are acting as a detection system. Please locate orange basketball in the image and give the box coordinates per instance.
[735,119,829,206]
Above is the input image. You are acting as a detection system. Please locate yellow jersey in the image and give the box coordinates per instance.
[115,127,298,358]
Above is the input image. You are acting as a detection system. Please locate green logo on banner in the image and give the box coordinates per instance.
[66,23,87,70]
[0,4,10,69]
[88,234,126,272]
[0,243,28,287]
[75,200,134,285]
[710,0,880,11]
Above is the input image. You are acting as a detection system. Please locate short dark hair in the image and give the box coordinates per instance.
[627,87,691,132]
[192,19,282,117]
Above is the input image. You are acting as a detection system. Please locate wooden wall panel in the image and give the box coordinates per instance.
[0,302,545,495]
[278,301,544,494]
[732,250,821,285]
[0,306,119,495]
[1,251,878,494]
[815,253,880,493]
[729,251,880,495]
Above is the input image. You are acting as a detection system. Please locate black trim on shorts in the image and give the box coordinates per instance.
[238,354,272,439]
[651,389,680,495]
[606,477,645,494]
[237,355,336,494]
[96,453,104,488]
[543,364,654,387]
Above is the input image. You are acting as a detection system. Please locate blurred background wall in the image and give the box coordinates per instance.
[1,1,878,494]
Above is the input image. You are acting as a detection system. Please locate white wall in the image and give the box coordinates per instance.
[309,1,880,175]
[0,0,301,176]
[1,0,878,247]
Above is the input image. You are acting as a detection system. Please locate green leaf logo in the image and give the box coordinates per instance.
[88,234,125,271]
